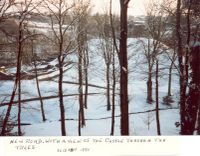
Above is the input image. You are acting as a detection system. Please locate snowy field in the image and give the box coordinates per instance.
[0,38,180,136]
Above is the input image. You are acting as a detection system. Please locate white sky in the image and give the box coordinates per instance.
[11,0,154,16]
[90,0,150,16]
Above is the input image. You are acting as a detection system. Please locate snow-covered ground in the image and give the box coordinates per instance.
[0,38,180,136]
[27,21,72,34]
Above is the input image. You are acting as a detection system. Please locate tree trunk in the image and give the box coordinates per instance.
[0,72,18,136]
[176,0,186,135]
[58,6,66,136]
[17,29,23,136]
[185,45,200,135]
[34,60,46,122]
[83,47,89,109]
[78,48,85,127]
[106,63,111,111]
[58,31,66,135]
[1,70,19,135]
[111,46,116,136]
[84,67,88,109]
[77,22,86,127]
[32,40,46,122]
[185,1,191,95]
[147,71,153,103]
[78,110,81,136]
[181,0,192,134]
[58,56,66,136]
[17,61,22,136]
[119,0,130,135]
[168,63,173,97]
[110,0,117,136]
[1,24,23,136]
[147,38,153,104]
[156,60,161,135]
[167,50,176,97]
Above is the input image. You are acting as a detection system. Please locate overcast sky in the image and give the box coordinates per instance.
[90,0,149,16]
[11,0,154,16]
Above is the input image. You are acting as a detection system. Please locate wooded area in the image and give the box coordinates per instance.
[0,0,200,136]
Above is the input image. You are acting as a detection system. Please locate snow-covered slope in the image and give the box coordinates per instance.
[0,38,180,136]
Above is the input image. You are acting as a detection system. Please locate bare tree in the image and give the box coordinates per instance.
[176,0,186,135]
[73,0,90,135]
[162,32,178,104]
[1,0,42,136]
[110,0,115,136]
[168,52,176,95]
[161,0,200,134]
[109,0,119,136]
[119,0,130,135]
[45,0,78,136]
[94,13,112,111]
[143,0,169,104]
[155,60,161,135]
[83,40,89,109]
[79,2,90,111]
[0,0,15,135]
[45,0,66,136]
[30,37,46,122]
[162,48,177,105]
